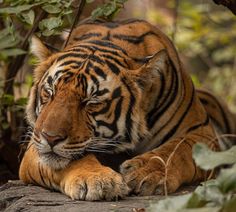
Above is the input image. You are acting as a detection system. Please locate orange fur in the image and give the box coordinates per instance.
[19,19,235,200]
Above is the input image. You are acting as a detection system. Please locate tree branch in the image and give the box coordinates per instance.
[63,0,87,49]
[213,0,236,15]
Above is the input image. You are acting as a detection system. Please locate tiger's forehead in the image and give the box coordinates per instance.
[40,57,119,95]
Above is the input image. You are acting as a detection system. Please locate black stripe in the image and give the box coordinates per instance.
[80,74,88,95]
[47,76,53,86]
[122,77,135,143]
[186,115,210,133]
[86,40,127,55]
[57,53,88,62]
[113,31,157,44]
[106,60,120,75]
[72,45,127,57]
[74,33,102,41]
[59,60,82,68]
[91,99,112,116]
[112,87,121,99]
[90,74,99,86]
[97,97,123,138]
[95,88,109,97]
[62,71,74,83]
[121,19,146,25]
[53,69,69,82]
[93,65,107,80]
[38,163,47,186]
[159,84,195,144]
[147,71,165,125]
[148,64,178,128]
[199,93,231,133]
[91,88,120,117]
[28,170,38,185]
[88,54,105,65]
[102,31,111,40]
[40,72,49,84]
[101,54,127,68]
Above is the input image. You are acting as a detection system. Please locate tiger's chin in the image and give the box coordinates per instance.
[39,152,71,170]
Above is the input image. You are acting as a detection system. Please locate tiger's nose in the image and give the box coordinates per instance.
[41,131,67,148]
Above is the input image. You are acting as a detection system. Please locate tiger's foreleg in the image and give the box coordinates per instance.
[19,143,129,200]
[120,133,217,195]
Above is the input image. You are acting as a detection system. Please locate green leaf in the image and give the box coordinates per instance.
[1,94,14,106]
[193,143,236,170]
[222,196,236,212]
[39,17,63,31]
[0,28,10,40]
[149,194,192,212]
[0,36,19,50]
[91,0,126,20]
[91,7,104,19]
[42,4,61,14]
[103,2,117,16]
[217,164,236,193]
[194,180,224,205]
[185,193,208,208]
[0,48,26,57]
[86,0,95,3]
[16,97,28,106]
[20,10,35,25]
[0,3,42,14]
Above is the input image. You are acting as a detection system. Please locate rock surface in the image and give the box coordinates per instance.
[0,181,194,212]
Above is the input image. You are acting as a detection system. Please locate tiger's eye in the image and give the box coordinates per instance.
[41,87,52,104]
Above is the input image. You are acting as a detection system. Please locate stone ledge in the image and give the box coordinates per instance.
[0,180,194,212]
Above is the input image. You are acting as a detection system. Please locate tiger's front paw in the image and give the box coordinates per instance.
[120,157,180,196]
[61,167,129,201]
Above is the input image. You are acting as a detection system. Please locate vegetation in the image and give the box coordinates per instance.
[149,144,236,212]
[0,0,235,210]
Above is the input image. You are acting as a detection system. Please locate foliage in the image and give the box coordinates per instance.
[149,144,236,212]
[0,94,27,130]
[89,0,128,20]
[0,0,74,41]
[175,1,236,112]
[0,17,26,61]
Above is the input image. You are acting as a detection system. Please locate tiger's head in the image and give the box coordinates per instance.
[27,36,169,169]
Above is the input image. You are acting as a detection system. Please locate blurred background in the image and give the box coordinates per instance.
[0,0,235,185]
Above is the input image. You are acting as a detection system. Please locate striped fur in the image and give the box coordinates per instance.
[19,19,236,200]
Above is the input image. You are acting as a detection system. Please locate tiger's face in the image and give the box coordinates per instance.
[27,34,169,169]
[27,37,156,169]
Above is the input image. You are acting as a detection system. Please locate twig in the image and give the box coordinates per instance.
[151,138,186,197]
[172,0,179,43]
[4,9,46,95]
[63,0,87,49]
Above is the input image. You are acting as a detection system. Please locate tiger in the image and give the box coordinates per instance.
[19,19,236,201]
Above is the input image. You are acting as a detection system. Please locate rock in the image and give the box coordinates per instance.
[0,180,194,212]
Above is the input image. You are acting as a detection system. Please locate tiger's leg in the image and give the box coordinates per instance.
[120,133,217,195]
[19,143,129,200]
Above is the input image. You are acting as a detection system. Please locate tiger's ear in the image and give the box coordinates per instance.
[31,36,52,62]
[144,49,168,76]
[132,49,169,88]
